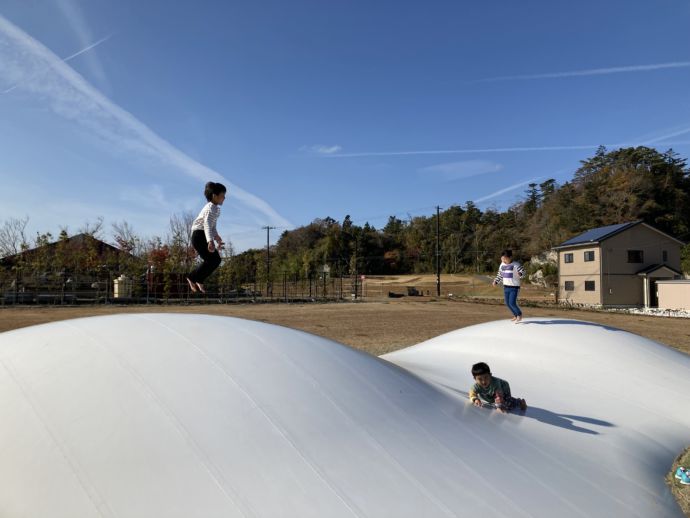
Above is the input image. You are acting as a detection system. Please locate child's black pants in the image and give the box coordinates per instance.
[187,230,221,283]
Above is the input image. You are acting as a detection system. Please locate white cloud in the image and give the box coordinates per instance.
[120,184,168,208]
[419,160,503,181]
[0,15,292,236]
[301,144,343,155]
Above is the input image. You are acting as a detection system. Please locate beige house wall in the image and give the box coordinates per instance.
[657,282,690,310]
[558,245,601,304]
[601,225,681,275]
[601,275,644,306]
[558,224,683,307]
[558,245,601,276]
[559,274,601,305]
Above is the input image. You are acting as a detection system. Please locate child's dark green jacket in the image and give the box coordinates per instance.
[469,376,512,404]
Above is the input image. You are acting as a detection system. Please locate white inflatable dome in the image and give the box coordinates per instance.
[0,314,688,517]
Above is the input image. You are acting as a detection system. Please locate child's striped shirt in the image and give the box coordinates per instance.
[493,261,525,287]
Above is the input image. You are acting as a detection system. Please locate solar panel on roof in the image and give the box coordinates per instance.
[559,221,637,247]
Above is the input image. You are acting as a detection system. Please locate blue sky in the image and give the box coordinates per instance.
[1,0,690,251]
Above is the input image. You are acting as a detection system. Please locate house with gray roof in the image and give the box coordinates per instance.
[552,221,684,307]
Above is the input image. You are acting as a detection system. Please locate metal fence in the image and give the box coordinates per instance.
[0,270,364,306]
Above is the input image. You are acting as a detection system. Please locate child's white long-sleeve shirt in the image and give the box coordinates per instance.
[191,202,221,243]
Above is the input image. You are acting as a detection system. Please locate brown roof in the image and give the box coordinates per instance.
[0,233,131,268]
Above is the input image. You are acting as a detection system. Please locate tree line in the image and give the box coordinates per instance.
[235,146,690,279]
[2,146,689,294]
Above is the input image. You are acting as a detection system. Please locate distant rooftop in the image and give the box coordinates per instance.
[556,221,640,248]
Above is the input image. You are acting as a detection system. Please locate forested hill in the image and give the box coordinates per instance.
[232,146,690,278]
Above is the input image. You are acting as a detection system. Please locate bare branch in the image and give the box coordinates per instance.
[111,220,141,255]
[168,211,194,248]
[220,236,235,259]
[79,217,104,238]
[0,216,30,258]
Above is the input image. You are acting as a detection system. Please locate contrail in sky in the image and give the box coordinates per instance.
[63,33,113,62]
[320,133,690,159]
[475,177,543,203]
[55,0,110,87]
[0,15,292,229]
[326,144,602,158]
[470,61,690,83]
[641,127,690,145]
[1,33,112,94]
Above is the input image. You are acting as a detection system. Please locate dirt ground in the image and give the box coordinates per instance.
[1,299,689,357]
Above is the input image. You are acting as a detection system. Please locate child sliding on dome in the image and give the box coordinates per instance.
[469,362,527,413]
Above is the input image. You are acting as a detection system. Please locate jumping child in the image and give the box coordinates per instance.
[469,362,527,413]
[186,182,226,293]
[492,249,525,322]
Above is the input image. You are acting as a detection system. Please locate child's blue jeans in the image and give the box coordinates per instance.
[503,286,522,317]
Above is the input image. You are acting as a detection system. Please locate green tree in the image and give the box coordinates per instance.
[523,183,540,217]
[681,243,690,275]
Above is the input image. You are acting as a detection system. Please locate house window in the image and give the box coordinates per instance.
[564,281,574,291]
[584,251,595,262]
[564,253,574,264]
[662,250,668,262]
[584,281,596,291]
[627,250,644,263]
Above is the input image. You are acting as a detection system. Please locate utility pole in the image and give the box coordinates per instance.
[352,236,358,300]
[475,233,479,273]
[436,206,441,297]
[262,226,275,298]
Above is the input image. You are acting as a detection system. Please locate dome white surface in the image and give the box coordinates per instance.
[0,314,688,517]
[384,317,690,517]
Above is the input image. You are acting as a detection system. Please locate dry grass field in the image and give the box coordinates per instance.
[360,273,554,302]
[1,298,688,357]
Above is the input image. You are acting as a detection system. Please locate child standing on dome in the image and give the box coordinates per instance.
[186,182,226,293]
[492,249,525,322]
